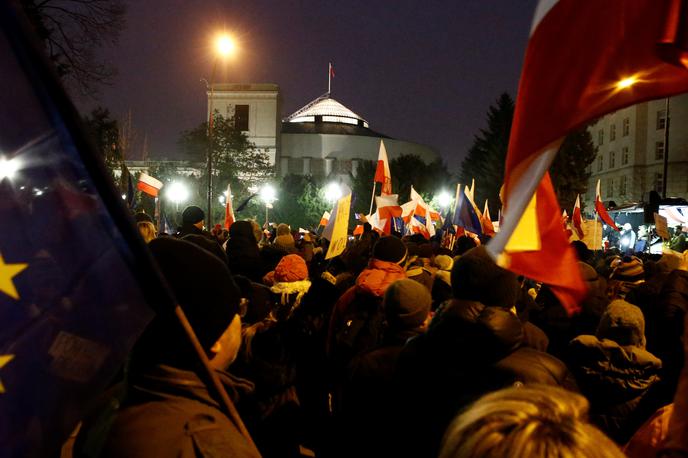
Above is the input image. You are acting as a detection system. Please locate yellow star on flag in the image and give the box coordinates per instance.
[0,253,28,300]
[0,354,14,394]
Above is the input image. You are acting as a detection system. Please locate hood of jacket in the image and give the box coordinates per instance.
[569,335,662,402]
[355,258,407,297]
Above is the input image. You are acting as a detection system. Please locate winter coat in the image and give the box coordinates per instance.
[568,335,662,443]
[226,221,265,282]
[390,299,577,458]
[86,364,259,458]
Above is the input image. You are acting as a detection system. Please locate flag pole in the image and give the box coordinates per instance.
[594,212,599,251]
[368,181,377,215]
[328,62,332,94]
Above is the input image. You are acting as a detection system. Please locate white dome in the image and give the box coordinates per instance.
[285,94,369,128]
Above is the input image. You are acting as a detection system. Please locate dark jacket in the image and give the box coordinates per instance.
[390,299,577,458]
[227,221,265,282]
[91,365,259,458]
[568,335,662,443]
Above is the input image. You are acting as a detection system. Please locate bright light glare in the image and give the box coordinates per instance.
[324,182,342,203]
[167,181,189,204]
[260,184,277,204]
[616,76,638,90]
[437,191,453,208]
[216,35,236,57]
[0,157,19,180]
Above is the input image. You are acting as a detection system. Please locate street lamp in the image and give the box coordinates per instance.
[324,182,342,203]
[437,190,453,209]
[167,181,189,212]
[205,33,237,229]
[0,156,20,181]
[260,184,277,227]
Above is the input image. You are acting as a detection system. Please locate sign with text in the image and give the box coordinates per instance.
[325,192,352,260]
[655,213,670,240]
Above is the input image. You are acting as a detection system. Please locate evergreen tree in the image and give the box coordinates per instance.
[459,93,514,217]
[550,128,598,213]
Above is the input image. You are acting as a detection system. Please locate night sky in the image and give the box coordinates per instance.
[79,0,537,172]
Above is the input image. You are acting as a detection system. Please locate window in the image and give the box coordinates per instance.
[609,150,615,168]
[598,130,604,145]
[657,109,667,130]
[655,141,665,160]
[610,124,616,141]
[288,157,303,174]
[622,118,630,136]
[607,178,614,197]
[654,172,664,193]
[311,158,325,176]
[619,175,627,196]
[622,146,629,165]
[597,155,603,172]
[234,105,249,131]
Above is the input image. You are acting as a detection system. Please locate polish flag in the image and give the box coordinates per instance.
[319,211,331,227]
[487,0,688,315]
[376,194,403,234]
[353,225,364,236]
[374,140,392,195]
[136,173,163,197]
[572,194,585,239]
[329,62,335,78]
[483,200,496,236]
[595,180,620,231]
[224,184,235,230]
[410,186,435,237]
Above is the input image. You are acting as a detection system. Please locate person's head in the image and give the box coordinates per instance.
[276,223,291,236]
[384,279,432,331]
[182,205,205,229]
[454,235,478,256]
[273,254,309,283]
[372,236,408,264]
[137,221,157,243]
[134,211,154,224]
[440,385,625,458]
[451,246,519,308]
[133,238,243,373]
[596,299,646,348]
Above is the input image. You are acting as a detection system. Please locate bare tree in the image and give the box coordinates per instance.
[20,0,126,96]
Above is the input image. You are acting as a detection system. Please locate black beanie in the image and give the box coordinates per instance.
[182,205,205,225]
[148,237,240,355]
[372,236,407,264]
[451,246,519,308]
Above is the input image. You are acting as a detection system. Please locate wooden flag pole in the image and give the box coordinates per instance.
[368,181,377,215]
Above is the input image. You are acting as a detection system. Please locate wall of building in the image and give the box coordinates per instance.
[585,94,688,211]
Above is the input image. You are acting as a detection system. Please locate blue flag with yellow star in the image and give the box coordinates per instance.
[0,4,169,456]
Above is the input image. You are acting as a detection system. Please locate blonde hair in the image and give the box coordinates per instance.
[137,221,157,243]
[440,385,625,458]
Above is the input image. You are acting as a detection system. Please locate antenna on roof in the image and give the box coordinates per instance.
[328,62,335,94]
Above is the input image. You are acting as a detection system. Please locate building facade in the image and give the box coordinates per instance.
[585,94,688,210]
[207,83,281,166]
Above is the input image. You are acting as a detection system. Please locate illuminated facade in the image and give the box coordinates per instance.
[585,94,688,211]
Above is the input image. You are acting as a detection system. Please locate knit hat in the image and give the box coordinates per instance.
[610,256,644,282]
[134,211,153,223]
[384,279,432,329]
[182,205,205,225]
[148,237,241,355]
[596,299,646,347]
[372,236,408,264]
[274,254,309,282]
[434,254,454,287]
[276,223,291,236]
[451,246,519,308]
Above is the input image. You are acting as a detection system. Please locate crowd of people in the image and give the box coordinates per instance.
[64,204,688,457]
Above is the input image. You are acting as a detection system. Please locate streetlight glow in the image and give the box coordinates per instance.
[324,182,342,203]
[167,181,189,206]
[215,34,236,57]
[260,184,277,204]
[0,157,19,180]
[616,76,638,90]
[437,190,453,209]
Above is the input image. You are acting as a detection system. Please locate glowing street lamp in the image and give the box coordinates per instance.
[260,184,277,226]
[167,181,189,211]
[0,157,20,181]
[205,32,238,228]
[437,190,453,209]
[324,182,342,203]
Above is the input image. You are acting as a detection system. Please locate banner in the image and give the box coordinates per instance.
[579,220,603,250]
[655,213,670,240]
[325,192,352,260]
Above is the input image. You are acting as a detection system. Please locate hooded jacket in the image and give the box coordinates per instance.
[226,221,265,282]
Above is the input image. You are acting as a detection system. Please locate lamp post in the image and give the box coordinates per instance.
[204,34,236,229]
[260,184,277,227]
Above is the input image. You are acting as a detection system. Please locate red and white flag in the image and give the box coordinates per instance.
[375,194,403,234]
[572,194,585,239]
[319,211,331,227]
[595,180,620,231]
[136,173,163,197]
[329,62,335,79]
[488,0,688,315]
[224,184,235,230]
[374,140,392,195]
[483,200,496,237]
[410,186,436,237]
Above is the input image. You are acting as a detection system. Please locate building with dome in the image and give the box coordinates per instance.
[206,84,439,179]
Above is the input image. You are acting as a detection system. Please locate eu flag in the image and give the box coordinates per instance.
[0,4,168,456]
